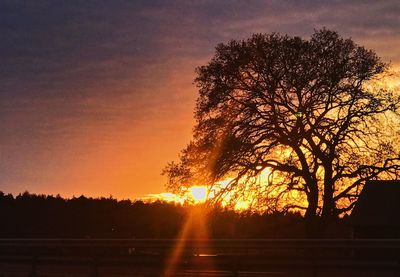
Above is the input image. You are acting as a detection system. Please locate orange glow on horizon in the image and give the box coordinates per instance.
[142,167,313,215]
[143,185,210,205]
[142,192,185,204]
[143,169,271,211]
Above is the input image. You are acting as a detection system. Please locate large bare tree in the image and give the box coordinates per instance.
[163,29,400,219]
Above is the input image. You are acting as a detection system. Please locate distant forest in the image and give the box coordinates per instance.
[0,192,351,239]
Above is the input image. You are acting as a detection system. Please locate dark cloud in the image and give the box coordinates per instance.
[0,0,399,197]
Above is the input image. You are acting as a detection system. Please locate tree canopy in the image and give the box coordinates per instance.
[163,29,400,219]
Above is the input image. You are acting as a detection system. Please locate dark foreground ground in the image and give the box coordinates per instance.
[1,260,399,276]
[1,263,399,277]
[1,239,400,276]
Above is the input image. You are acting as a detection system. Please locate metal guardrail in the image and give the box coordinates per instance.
[1,238,400,247]
[0,239,400,276]
[2,238,400,253]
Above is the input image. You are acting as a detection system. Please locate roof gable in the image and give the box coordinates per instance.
[350,180,400,226]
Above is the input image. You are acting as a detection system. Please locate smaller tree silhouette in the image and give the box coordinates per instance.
[163,29,400,219]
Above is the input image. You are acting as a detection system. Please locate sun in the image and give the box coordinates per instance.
[188,186,208,203]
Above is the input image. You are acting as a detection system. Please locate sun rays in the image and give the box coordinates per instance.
[163,204,215,276]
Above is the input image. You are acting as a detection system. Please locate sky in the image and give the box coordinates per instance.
[1,0,400,199]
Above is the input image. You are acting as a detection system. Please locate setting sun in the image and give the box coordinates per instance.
[188,186,208,203]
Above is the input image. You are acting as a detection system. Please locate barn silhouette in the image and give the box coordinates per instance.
[351,180,400,238]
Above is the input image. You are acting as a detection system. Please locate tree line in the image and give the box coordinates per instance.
[0,191,350,238]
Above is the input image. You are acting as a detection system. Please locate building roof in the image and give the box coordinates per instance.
[350,180,400,226]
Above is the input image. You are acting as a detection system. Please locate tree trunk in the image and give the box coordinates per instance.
[322,187,334,218]
[305,193,318,219]
[305,182,319,238]
[322,166,335,219]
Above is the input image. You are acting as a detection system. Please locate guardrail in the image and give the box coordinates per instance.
[2,238,400,248]
[1,239,400,276]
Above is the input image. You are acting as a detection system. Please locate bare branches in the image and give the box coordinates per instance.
[163,29,400,218]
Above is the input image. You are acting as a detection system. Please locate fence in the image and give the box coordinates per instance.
[1,239,400,276]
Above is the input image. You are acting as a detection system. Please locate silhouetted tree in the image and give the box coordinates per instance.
[163,29,400,220]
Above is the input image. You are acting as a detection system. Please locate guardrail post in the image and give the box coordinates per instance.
[398,249,400,277]
[29,255,37,277]
[92,257,98,277]
[231,255,239,276]
[311,268,318,277]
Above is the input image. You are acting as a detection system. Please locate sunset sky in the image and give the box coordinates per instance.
[1,1,399,199]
